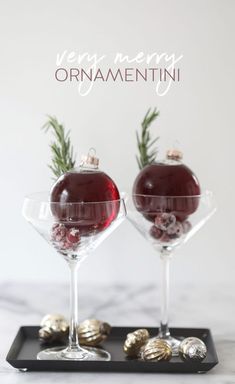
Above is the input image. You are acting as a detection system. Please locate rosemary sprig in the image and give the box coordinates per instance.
[136,107,160,169]
[42,116,76,179]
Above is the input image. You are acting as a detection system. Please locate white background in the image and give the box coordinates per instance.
[0,0,234,286]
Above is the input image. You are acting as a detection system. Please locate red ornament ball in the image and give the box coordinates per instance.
[133,161,201,222]
[51,170,120,235]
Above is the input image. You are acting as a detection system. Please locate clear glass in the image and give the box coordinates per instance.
[23,192,126,361]
[128,191,216,355]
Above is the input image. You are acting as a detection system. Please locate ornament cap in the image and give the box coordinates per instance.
[166,149,183,161]
[80,148,99,168]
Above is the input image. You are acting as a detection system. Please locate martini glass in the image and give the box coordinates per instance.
[23,192,126,361]
[128,191,216,355]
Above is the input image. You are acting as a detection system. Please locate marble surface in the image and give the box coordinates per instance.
[0,282,234,383]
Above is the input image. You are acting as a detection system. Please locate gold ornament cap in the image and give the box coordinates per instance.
[81,148,99,168]
[166,149,183,161]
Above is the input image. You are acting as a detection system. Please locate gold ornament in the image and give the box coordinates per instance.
[123,329,150,357]
[78,319,111,347]
[142,339,172,361]
[39,314,69,343]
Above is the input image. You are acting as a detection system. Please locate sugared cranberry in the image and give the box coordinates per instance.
[155,213,176,231]
[166,221,183,239]
[66,228,80,244]
[150,225,163,240]
[51,223,67,242]
[160,232,171,242]
[51,224,81,252]
[59,240,73,250]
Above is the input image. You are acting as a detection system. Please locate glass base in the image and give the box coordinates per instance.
[151,335,181,356]
[37,345,111,361]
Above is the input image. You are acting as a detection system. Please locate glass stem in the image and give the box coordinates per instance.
[68,260,81,351]
[159,248,171,339]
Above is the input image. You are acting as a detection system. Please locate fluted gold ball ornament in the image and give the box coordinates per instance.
[142,339,172,361]
[78,319,111,347]
[39,314,69,343]
[123,329,150,357]
[179,337,207,362]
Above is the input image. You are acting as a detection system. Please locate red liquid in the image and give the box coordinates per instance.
[133,163,200,221]
[51,170,120,234]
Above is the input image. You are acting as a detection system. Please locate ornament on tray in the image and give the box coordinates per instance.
[142,339,172,361]
[39,316,111,347]
[123,329,150,357]
[179,337,207,362]
[78,319,111,347]
[39,314,69,343]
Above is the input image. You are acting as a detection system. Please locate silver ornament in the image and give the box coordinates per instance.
[123,329,149,357]
[39,314,69,343]
[78,319,111,347]
[142,339,172,361]
[179,337,207,362]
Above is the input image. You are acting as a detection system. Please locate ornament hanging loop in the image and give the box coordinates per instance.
[88,147,96,157]
[80,147,99,168]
